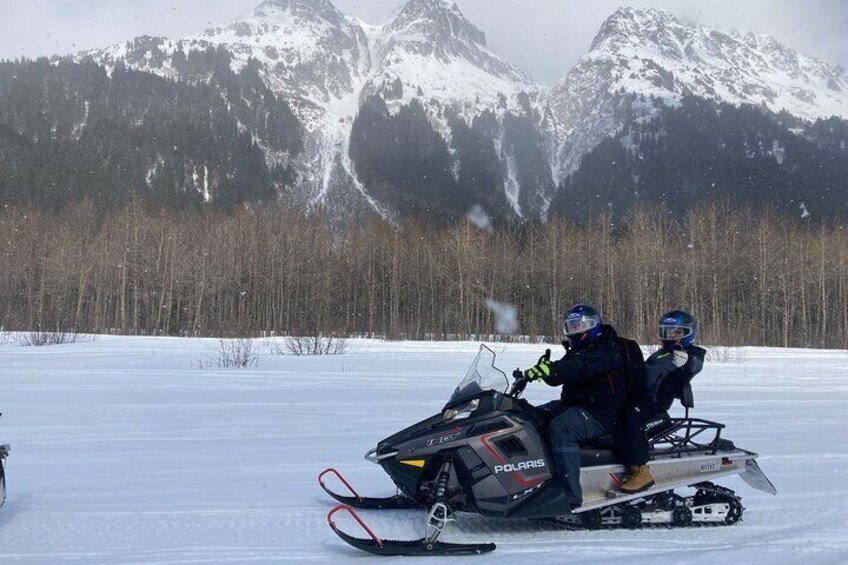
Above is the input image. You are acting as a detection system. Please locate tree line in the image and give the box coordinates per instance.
[1,200,846,349]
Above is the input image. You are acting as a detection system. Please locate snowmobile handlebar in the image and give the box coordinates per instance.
[508,348,551,398]
[509,370,529,398]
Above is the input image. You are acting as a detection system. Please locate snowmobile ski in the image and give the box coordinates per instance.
[318,468,422,509]
[327,504,495,556]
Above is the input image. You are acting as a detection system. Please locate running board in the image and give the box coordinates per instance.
[575,449,758,513]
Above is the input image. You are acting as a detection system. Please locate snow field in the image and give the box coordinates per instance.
[0,336,847,563]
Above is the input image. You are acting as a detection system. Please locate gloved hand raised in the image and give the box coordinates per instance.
[524,349,552,381]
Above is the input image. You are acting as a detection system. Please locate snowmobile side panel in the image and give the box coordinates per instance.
[740,458,777,495]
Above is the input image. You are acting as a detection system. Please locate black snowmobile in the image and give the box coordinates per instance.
[319,345,776,556]
[0,413,9,510]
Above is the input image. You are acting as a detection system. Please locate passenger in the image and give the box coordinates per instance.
[616,310,706,494]
[522,304,628,511]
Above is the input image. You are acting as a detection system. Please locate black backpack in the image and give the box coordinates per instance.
[616,337,647,399]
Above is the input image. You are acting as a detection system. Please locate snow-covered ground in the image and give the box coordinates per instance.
[1,336,846,564]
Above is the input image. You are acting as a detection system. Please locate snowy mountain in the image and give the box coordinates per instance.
[355,0,546,218]
[3,2,845,222]
[547,7,848,181]
[367,0,532,109]
[89,0,370,110]
[76,0,542,223]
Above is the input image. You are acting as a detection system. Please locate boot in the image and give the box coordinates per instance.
[619,465,655,494]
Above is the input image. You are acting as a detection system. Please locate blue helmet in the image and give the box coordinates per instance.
[562,304,603,349]
[658,310,698,348]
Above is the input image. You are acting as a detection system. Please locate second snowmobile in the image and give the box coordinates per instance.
[0,413,9,510]
[319,345,776,556]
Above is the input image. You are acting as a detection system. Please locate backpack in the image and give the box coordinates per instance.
[616,337,647,399]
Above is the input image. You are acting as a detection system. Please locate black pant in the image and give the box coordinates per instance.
[614,398,660,467]
[537,400,609,507]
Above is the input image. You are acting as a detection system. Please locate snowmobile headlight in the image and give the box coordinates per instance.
[443,399,479,422]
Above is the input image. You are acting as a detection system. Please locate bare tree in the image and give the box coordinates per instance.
[200,338,260,369]
[281,335,349,356]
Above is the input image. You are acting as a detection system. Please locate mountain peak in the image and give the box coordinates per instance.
[255,0,336,12]
[590,6,687,53]
[388,0,487,49]
[252,0,346,26]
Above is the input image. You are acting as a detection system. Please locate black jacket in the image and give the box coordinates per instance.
[645,345,706,412]
[542,324,628,429]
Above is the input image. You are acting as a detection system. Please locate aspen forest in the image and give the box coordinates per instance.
[1,200,846,349]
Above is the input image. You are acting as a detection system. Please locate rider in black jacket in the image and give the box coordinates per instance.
[524,304,628,510]
[615,310,706,494]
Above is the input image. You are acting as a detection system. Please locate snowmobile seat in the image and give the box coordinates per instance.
[681,382,694,408]
[644,413,675,440]
[579,433,615,450]
[579,448,617,466]
[680,382,695,415]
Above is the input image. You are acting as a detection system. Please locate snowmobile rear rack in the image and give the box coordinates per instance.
[318,468,422,509]
[649,417,727,457]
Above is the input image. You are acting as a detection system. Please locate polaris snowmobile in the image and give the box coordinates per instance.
[319,345,776,556]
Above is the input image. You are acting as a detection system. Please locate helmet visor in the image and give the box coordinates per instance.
[658,324,693,341]
[563,316,599,336]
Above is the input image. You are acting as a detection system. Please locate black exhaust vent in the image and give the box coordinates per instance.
[469,420,510,436]
[495,436,528,458]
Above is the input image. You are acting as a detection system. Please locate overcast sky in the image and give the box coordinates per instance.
[1,0,846,85]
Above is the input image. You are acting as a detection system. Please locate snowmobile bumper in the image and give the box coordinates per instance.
[740,458,777,495]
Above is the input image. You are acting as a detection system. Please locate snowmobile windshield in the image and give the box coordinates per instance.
[447,345,509,407]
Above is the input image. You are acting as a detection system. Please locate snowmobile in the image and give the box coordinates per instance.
[319,345,776,556]
[0,413,9,510]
